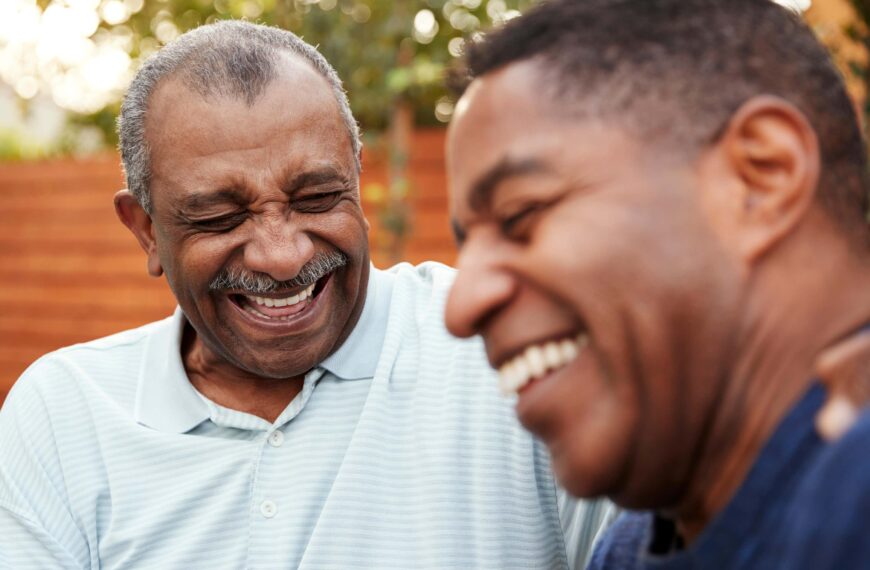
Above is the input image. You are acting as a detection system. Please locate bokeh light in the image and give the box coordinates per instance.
[0,0,140,114]
[413,9,439,45]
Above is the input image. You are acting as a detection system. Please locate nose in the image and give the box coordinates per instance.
[243,214,315,282]
[444,233,517,338]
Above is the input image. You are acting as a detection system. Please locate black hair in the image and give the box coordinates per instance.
[457,0,869,238]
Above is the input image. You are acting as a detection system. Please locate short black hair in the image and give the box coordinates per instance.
[458,0,869,239]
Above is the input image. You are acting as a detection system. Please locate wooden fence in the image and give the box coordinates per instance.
[0,128,454,403]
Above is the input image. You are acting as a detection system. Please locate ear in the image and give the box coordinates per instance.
[718,96,821,263]
[114,190,164,277]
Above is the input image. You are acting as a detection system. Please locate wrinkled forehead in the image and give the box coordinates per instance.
[143,54,358,210]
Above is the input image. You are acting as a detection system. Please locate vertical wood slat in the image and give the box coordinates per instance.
[0,128,454,404]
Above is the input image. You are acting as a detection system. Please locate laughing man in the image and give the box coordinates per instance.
[0,21,611,569]
[445,0,870,568]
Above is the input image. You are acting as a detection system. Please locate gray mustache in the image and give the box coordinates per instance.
[209,251,348,294]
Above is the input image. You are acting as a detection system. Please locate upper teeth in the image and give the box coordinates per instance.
[498,334,588,396]
[246,282,315,309]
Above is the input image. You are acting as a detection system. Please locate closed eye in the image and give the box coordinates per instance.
[294,190,344,213]
[499,203,548,240]
[188,213,247,232]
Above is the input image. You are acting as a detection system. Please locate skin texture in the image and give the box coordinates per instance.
[115,53,370,422]
[444,60,870,543]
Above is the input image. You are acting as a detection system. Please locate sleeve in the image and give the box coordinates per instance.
[0,506,84,569]
[0,359,91,569]
[779,414,870,569]
[556,487,619,570]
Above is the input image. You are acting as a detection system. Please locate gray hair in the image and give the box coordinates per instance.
[117,20,362,214]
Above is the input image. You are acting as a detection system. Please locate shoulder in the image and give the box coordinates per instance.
[587,511,650,570]
[780,411,870,568]
[380,261,462,342]
[385,261,456,305]
[1,316,172,431]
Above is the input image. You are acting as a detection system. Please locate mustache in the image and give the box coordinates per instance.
[209,251,348,294]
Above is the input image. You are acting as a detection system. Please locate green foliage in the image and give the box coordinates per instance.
[115,0,536,131]
[0,129,47,161]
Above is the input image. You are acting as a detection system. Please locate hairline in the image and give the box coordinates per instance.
[118,22,362,215]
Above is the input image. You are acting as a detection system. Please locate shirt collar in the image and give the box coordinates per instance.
[134,264,393,433]
[134,307,210,433]
[319,265,394,380]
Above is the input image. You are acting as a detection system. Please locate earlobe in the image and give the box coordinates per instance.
[114,190,164,278]
[721,96,821,262]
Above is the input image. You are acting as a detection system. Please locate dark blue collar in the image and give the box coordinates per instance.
[643,383,826,568]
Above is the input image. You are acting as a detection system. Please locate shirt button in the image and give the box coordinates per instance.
[268,430,284,447]
[260,500,277,519]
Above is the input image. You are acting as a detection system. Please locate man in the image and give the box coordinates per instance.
[444,0,870,567]
[0,21,610,568]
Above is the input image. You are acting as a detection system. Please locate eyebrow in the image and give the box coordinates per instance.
[451,157,551,245]
[283,168,350,194]
[178,188,247,213]
[176,167,350,213]
[467,157,550,212]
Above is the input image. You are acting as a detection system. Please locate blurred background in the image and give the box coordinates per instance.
[0,0,865,402]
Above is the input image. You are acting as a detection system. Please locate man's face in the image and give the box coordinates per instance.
[143,53,369,379]
[445,61,743,508]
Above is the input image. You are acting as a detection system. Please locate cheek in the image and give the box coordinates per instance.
[543,351,643,499]
[307,208,369,253]
[159,235,236,301]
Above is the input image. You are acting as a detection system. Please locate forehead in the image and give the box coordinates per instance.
[447,61,546,170]
[145,52,353,196]
[447,61,624,214]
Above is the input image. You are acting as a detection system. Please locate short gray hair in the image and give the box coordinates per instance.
[117,20,362,214]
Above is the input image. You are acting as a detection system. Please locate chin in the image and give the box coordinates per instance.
[550,439,634,501]
[248,353,323,379]
[555,460,613,499]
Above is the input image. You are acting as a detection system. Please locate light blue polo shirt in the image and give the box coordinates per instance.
[0,262,612,569]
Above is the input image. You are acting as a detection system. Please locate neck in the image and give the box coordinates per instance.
[672,229,870,543]
[182,327,304,423]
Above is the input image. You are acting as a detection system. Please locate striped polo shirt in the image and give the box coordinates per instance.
[0,262,612,569]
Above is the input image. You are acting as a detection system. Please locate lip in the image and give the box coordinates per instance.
[224,272,335,334]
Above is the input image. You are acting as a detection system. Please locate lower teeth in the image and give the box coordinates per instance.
[244,298,312,320]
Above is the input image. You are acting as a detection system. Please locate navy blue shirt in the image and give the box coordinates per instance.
[588,383,869,569]
[779,408,870,569]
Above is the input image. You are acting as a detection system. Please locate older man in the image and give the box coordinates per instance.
[445,0,870,568]
[0,21,610,569]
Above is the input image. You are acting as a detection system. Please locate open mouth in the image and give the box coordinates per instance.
[228,273,331,321]
[497,333,588,396]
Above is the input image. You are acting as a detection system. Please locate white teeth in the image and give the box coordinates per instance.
[244,283,315,314]
[512,359,529,391]
[525,346,546,378]
[560,338,578,361]
[497,334,588,396]
[543,342,562,369]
